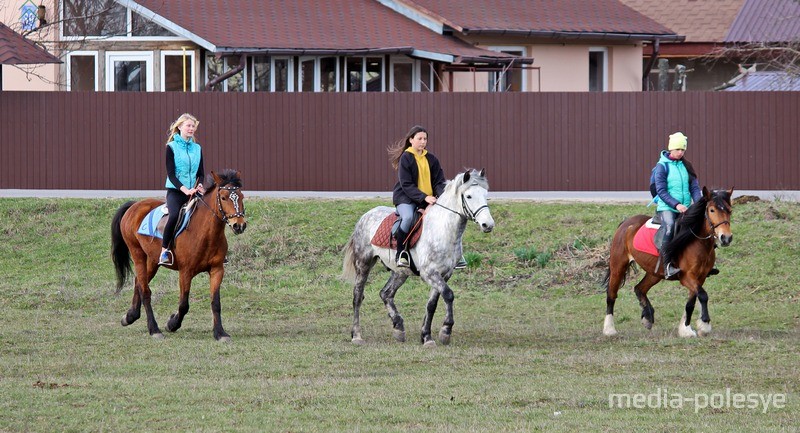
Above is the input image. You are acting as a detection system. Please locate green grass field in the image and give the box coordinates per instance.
[1,196,798,432]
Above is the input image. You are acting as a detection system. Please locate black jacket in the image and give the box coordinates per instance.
[392,151,446,207]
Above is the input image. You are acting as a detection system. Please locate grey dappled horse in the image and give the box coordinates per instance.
[342,169,495,347]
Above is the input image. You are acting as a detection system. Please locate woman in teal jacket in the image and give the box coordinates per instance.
[652,131,701,279]
[159,113,205,266]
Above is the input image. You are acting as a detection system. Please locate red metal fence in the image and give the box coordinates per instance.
[1,91,798,191]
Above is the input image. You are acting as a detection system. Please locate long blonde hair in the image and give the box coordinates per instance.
[165,113,199,145]
[388,125,427,170]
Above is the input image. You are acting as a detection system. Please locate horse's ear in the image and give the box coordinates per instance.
[463,170,471,183]
[480,168,486,177]
[211,171,221,184]
[702,186,711,200]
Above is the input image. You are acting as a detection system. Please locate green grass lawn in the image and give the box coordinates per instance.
[0,197,798,432]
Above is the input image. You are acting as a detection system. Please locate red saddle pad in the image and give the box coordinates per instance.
[370,213,423,249]
[632,222,659,257]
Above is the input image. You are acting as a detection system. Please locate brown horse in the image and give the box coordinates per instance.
[111,170,247,341]
[603,187,733,338]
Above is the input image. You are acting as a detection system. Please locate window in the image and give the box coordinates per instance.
[161,50,195,91]
[67,52,98,91]
[319,57,338,92]
[419,60,434,92]
[205,55,245,91]
[299,57,317,92]
[106,52,153,91]
[365,57,383,92]
[345,57,384,92]
[487,47,525,92]
[589,47,608,92]
[273,57,293,92]
[252,56,271,91]
[62,1,175,38]
[391,59,413,92]
[346,58,363,92]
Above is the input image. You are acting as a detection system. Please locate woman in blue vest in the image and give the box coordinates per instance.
[388,125,456,268]
[159,113,205,266]
[652,131,701,279]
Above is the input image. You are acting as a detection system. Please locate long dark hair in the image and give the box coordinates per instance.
[388,125,427,170]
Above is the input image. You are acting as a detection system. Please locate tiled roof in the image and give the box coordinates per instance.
[403,0,678,39]
[722,71,800,91]
[726,0,800,43]
[619,0,745,42]
[0,22,61,65]
[127,0,516,63]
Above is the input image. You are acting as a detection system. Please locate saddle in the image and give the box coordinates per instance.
[137,198,198,239]
[370,211,424,249]
[632,216,667,257]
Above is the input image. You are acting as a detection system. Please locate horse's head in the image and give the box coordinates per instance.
[456,168,494,233]
[210,170,247,234]
[703,186,733,247]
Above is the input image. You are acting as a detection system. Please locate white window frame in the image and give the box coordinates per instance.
[389,57,415,92]
[487,46,527,92]
[105,51,154,91]
[318,56,340,92]
[418,60,434,92]
[298,56,319,92]
[271,56,295,92]
[160,50,196,92]
[66,51,99,91]
[589,47,608,92]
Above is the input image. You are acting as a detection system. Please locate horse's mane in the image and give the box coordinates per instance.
[661,190,731,259]
[441,169,489,198]
[205,169,242,190]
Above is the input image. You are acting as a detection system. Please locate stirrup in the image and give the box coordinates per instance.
[664,263,681,280]
[454,256,468,269]
[397,250,410,267]
[158,250,173,266]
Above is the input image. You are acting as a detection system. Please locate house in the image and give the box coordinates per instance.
[620,0,800,90]
[0,6,61,91]
[4,0,679,92]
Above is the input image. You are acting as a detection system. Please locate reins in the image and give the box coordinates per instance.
[433,187,489,224]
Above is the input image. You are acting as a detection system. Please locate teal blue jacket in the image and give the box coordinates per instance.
[165,134,203,190]
[654,151,701,212]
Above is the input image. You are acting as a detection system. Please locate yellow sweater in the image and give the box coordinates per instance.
[405,147,432,196]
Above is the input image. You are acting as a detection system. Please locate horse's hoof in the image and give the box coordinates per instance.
[393,330,406,342]
[121,317,129,326]
[678,325,697,338]
[438,330,451,345]
[641,317,654,330]
[151,333,165,340]
[423,340,437,348]
[696,320,712,337]
[603,314,617,336]
[217,336,232,343]
[351,337,366,345]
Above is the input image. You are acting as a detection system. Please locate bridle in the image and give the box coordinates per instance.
[198,184,246,226]
[434,183,489,224]
[691,203,730,240]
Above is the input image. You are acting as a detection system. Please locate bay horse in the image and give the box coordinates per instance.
[342,169,495,347]
[111,170,247,341]
[603,187,733,338]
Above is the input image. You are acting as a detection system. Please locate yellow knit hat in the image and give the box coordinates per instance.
[668,132,688,150]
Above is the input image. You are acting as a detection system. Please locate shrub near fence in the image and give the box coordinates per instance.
[1,91,798,191]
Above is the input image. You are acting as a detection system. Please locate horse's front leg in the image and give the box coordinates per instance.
[208,266,230,342]
[695,286,712,336]
[437,281,455,345]
[166,271,193,333]
[678,291,698,338]
[379,272,409,342]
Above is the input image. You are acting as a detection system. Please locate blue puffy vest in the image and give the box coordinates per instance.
[165,134,202,189]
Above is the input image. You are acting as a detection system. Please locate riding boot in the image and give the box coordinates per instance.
[661,233,680,280]
[394,229,410,267]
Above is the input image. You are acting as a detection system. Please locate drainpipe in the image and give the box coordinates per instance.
[204,62,245,91]
[642,38,660,91]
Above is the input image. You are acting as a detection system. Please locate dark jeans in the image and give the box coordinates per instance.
[162,188,189,249]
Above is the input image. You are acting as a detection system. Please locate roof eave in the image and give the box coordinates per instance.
[117,0,218,51]
[462,28,685,42]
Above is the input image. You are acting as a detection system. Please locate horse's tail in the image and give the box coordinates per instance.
[601,267,611,291]
[341,236,357,284]
[111,201,135,293]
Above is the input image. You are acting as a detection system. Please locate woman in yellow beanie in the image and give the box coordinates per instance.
[651,131,701,279]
